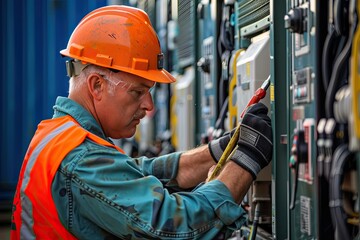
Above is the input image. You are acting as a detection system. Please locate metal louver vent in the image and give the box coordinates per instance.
[178,0,195,68]
[237,0,270,37]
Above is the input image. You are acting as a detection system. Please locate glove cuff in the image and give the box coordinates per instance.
[208,133,232,162]
[208,139,222,163]
[230,124,273,179]
[230,149,259,179]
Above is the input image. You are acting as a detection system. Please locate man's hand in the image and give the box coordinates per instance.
[230,102,273,179]
[205,165,216,182]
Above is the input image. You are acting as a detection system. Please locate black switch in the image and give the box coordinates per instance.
[284,8,307,34]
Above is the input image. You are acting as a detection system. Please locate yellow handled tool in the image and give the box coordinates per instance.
[208,76,271,181]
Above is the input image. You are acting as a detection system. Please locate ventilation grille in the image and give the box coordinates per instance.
[237,0,270,29]
[177,0,195,67]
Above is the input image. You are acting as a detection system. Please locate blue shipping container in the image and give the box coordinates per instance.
[0,0,117,210]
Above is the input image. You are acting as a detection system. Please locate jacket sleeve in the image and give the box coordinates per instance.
[132,153,182,188]
[53,143,247,239]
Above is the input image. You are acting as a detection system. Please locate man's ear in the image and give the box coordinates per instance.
[87,74,105,100]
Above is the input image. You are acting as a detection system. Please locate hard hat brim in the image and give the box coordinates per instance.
[135,68,176,84]
[60,49,176,84]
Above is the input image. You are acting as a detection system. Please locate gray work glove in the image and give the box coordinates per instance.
[230,102,273,179]
[208,129,233,163]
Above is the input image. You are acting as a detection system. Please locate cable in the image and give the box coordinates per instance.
[322,26,342,91]
[334,0,350,36]
[215,3,234,133]
[249,203,260,240]
[218,3,235,53]
[215,97,229,131]
[219,50,232,110]
[322,0,340,91]
[325,7,356,118]
[329,144,354,240]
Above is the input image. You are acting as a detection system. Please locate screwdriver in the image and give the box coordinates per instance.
[208,75,271,181]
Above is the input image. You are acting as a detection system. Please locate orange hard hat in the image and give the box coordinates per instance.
[60,5,175,83]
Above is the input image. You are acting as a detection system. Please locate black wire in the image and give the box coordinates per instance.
[250,203,260,240]
[218,4,234,53]
[289,158,299,210]
[328,144,345,230]
[216,4,233,125]
[217,2,237,131]
[329,144,354,240]
[322,26,341,91]
[334,0,350,36]
[215,97,229,130]
[325,11,357,118]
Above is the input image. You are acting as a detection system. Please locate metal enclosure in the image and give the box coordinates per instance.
[169,0,198,151]
[285,0,320,238]
[196,0,220,143]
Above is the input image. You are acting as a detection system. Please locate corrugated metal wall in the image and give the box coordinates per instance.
[0,0,113,208]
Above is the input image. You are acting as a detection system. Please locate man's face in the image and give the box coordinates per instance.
[94,71,155,139]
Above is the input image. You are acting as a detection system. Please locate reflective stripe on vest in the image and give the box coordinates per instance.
[11,115,124,239]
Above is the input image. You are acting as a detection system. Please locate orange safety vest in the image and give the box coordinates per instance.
[11,115,124,239]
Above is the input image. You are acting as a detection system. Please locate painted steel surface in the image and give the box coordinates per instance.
[0,0,108,208]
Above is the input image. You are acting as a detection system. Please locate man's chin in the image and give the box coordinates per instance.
[111,128,136,140]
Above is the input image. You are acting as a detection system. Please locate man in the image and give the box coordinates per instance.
[11,5,273,239]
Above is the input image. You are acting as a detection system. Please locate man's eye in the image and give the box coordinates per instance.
[129,89,145,99]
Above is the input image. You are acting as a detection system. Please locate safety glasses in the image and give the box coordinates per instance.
[99,72,156,101]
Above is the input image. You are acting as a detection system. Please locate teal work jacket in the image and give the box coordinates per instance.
[51,96,247,239]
